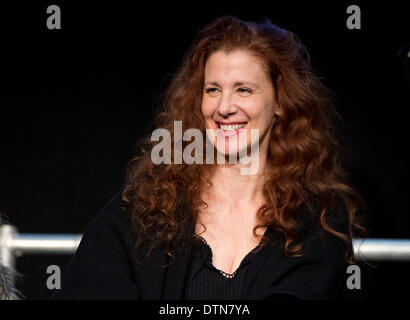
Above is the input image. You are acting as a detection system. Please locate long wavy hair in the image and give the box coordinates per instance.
[121,16,367,266]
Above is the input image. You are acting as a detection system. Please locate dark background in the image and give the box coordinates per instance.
[0,1,408,299]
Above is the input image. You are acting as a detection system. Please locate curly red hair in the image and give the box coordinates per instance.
[121,16,367,266]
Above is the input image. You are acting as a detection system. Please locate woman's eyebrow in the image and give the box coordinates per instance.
[204,81,260,88]
[233,81,260,88]
[204,81,221,87]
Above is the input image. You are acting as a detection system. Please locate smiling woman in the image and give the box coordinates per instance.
[202,50,278,168]
[52,15,367,300]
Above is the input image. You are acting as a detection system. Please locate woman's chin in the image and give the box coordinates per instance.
[215,145,250,160]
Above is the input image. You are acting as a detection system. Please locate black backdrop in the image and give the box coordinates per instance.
[0,1,408,299]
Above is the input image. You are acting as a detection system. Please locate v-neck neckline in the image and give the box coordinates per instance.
[193,227,271,278]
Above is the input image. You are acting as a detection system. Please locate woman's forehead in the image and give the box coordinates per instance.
[204,50,268,84]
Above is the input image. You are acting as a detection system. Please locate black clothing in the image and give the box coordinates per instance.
[183,234,260,300]
[51,192,360,300]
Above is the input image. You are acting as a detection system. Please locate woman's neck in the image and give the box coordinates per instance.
[197,163,268,237]
[208,166,266,203]
[202,147,268,206]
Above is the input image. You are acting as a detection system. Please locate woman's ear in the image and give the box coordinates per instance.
[274,104,283,117]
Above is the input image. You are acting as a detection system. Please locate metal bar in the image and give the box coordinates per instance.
[0,224,83,299]
[11,234,83,255]
[0,225,82,270]
[2,224,410,266]
[353,238,410,262]
[1,223,410,300]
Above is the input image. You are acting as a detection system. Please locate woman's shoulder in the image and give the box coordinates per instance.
[88,191,133,232]
[50,191,142,299]
[76,191,137,257]
[294,193,350,237]
[287,194,353,264]
[254,195,354,299]
[96,191,127,218]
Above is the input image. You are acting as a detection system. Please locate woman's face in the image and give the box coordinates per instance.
[201,49,280,159]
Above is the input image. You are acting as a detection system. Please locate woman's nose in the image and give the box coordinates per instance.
[217,93,237,117]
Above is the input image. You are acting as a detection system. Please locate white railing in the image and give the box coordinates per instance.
[353,238,410,262]
[1,224,410,286]
[0,225,82,270]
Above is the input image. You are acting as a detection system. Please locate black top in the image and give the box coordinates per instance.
[51,192,362,300]
[184,234,266,300]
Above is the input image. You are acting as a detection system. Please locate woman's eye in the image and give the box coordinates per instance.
[205,88,218,93]
[238,88,252,94]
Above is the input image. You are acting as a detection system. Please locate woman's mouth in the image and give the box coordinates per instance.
[215,122,248,137]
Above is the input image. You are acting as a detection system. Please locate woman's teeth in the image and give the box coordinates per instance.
[220,123,247,131]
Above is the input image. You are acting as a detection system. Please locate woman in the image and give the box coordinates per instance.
[52,16,366,300]
[0,215,22,300]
